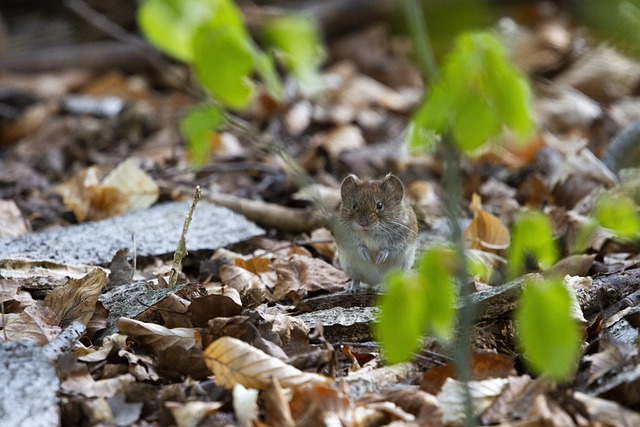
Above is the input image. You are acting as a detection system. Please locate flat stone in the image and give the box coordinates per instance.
[0,341,60,427]
[0,201,264,266]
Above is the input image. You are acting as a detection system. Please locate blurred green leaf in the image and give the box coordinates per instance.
[507,210,558,279]
[254,51,284,101]
[375,272,426,364]
[516,277,581,381]
[417,248,456,342]
[593,194,640,239]
[206,0,246,34]
[138,0,212,62]
[193,27,255,110]
[575,0,640,55]
[408,32,534,152]
[262,14,325,96]
[180,104,225,167]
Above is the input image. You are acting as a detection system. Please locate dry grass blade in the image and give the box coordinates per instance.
[203,336,332,390]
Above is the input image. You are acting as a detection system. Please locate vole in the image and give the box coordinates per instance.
[330,173,419,292]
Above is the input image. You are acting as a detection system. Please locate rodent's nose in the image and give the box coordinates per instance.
[358,216,369,227]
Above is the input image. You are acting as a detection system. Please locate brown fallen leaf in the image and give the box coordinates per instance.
[464,193,510,254]
[44,268,106,328]
[219,264,269,306]
[271,254,348,300]
[55,159,159,222]
[203,336,331,390]
[1,300,62,344]
[0,199,30,239]
[165,401,223,427]
[289,384,354,427]
[116,317,201,353]
[263,377,296,427]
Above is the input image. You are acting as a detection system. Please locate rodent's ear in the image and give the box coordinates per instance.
[341,174,360,200]
[382,174,405,200]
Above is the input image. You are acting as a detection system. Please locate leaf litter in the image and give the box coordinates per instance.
[1,4,640,427]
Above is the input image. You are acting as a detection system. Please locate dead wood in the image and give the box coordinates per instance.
[0,41,153,73]
[205,192,325,234]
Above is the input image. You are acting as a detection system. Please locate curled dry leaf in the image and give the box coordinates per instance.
[55,158,159,222]
[464,194,510,253]
[289,385,354,427]
[219,264,269,306]
[271,254,348,300]
[203,336,331,390]
[1,300,62,344]
[44,268,106,327]
[116,317,200,353]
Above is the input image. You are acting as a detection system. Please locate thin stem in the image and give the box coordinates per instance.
[400,0,439,85]
[442,139,477,426]
[400,0,476,423]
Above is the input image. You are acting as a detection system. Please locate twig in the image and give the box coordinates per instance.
[64,0,163,66]
[169,186,202,287]
[42,321,86,361]
[63,0,192,92]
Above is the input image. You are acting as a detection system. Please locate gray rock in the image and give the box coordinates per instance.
[0,341,60,427]
[0,201,264,266]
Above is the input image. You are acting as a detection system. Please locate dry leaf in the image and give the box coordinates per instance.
[0,300,62,344]
[263,377,296,427]
[234,257,271,275]
[61,370,136,398]
[203,336,331,390]
[308,227,338,260]
[44,268,106,327]
[289,385,354,427]
[232,384,260,427]
[55,159,159,222]
[219,264,269,306]
[574,392,640,426]
[116,317,200,353]
[437,377,508,425]
[166,401,223,427]
[464,194,510,253]
[271,254,348,300]
[0,199,30,238]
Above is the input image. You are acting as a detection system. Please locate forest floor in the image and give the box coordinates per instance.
[0,1,639,426]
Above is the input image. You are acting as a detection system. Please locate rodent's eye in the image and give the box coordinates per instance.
[352,202,358,210]
[376,201,383,210]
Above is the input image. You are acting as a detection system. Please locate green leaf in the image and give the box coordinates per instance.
[452,88,500,151]
[593,194,640,238]
[407,31,534,153]
[254,51,284,101]
[179,104,225,167]
[516,277,582,381]
[138,0,212,62]
[417,248,456,342]
[507,210,558,279]
[262,14,325,96]
[375,272,426,364]
[206,0,246,34]
[193,27,255,110]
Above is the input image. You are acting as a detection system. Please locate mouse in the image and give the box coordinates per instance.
[330,173,419,292]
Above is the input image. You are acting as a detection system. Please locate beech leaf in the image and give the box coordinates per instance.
[203,336,331,390]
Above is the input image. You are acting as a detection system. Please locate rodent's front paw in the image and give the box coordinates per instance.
[357,245,371,261]
[376,249,390,265]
